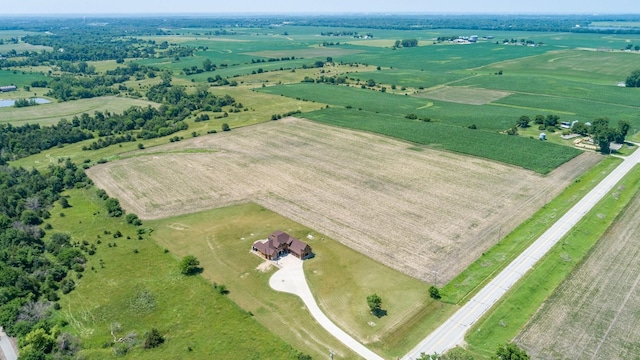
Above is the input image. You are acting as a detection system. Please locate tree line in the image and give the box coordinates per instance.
[0,160,94,359]
[0,79,238,162]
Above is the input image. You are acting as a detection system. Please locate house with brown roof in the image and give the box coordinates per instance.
[252,230,313,260]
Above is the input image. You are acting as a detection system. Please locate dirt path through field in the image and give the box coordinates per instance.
[87,117,600,282]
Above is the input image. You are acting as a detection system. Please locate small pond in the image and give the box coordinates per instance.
[0,98,51,108]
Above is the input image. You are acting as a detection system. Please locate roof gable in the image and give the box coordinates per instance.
[289,238,310,255]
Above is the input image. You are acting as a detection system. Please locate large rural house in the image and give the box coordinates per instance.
[252,231,313,260]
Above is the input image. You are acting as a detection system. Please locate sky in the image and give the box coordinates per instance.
[3,0,640,15]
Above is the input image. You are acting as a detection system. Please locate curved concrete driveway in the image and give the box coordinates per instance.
[269,255,384,360]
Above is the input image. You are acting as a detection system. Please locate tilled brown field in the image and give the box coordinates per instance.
[87,117,600,282]
[516,192,640,359]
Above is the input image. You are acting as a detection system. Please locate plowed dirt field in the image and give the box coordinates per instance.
[517,191,640,359]
[87,117,600,282]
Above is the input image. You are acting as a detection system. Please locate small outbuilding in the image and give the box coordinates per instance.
[0,85,17,92]
[609,142,623,152]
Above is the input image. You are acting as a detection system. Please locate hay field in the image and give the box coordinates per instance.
[516,190,640,359]
[245,47,365,59]
[87,117,598,282]
[0,96,159,125]
[414,86,512,105]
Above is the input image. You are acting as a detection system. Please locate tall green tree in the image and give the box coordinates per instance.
[401,39,419,47]
[179,255,201,275]
[202,58,214,71]
[366,294,382,314]
[105,198,124,217]
[571,122,589,136]
[429,286,442,300]
[616,120,631,143]
[544,114,559,128]
[142,328,164,349]
[625,69,640,87]
[495,343,529,360]
[534,114,545,125]
[516,115,531,128]
[590,117,617,154]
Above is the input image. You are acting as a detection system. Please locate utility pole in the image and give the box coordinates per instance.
[430,268,439,288]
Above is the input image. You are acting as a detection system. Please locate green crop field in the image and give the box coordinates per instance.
[336,42,549,72]
[0,69,49,87]
[258,83,581,173]
[493,93,640,125]
[471,50,640,81]
[354,68,470,89]
[304,107,580,174]
[51,188,301,359]
[258,82,520,131]
[455,73,638,106]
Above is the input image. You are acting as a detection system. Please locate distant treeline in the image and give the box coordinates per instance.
[0,105,188,160]
[0,122,94,160]
[2,15,640,36]
[289,14,640,34]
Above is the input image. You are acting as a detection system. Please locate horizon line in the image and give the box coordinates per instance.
[0,11,639,17]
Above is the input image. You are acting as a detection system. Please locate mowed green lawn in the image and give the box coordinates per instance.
[0,96,159,126]
[146,203,453,359]
[52,188,300,360]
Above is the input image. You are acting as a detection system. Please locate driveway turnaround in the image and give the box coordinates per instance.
[0,327,17,360]
[269,255,385,360]
[404,147,640,359]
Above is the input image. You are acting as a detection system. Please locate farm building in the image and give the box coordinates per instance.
[609,142,623,152]
[252,230,313,260]
[0,85,17,92]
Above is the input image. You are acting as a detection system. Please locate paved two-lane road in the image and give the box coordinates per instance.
[404,148,640,359]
